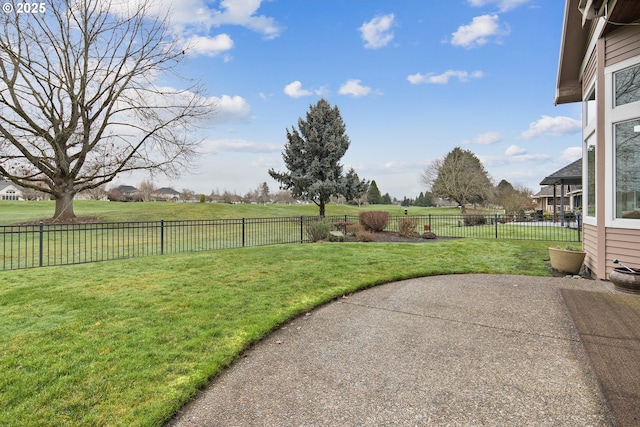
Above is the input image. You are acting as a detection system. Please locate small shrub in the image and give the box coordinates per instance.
[306,220,333,242]
[346,223,363,236]
[356,230,375,242]
[398,218,419,237]
[359,211,390,232]
[462,214,487,226]
[199,194,205,203]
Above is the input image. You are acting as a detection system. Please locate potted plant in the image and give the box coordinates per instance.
[549,244,586,275]
[609,259,640,294]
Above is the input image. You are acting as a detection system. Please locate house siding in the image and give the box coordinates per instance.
[583,224,599,276]
[583,48,597,92]
[604,228,640,278]
[605,24,640,67]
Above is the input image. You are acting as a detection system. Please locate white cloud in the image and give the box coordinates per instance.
[504,145,551,161]
[359,14,395,49]
[451,14,508,48]
[520,115,581,139]
[463,131,502,145]
[208,0,283,40]
[210,95,251,122]
[204,138,280,154]
[185,34,234,57]
[467,0,532,12]
[407,70,483,85]
[108,0,282,55]
[283,81,312,98]
[505,144,526,156]
[338,79,372,97]
[559,146,582,163]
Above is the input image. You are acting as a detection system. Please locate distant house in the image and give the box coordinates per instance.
[556,0,640,278]
[154,187,180,202]
[535,159,583,216]
[107,185,140,202]
[0,181,23,200]
[116,185,138,197]
[532,185,581,215]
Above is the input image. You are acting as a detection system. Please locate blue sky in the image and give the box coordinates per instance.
[124,0,582,199]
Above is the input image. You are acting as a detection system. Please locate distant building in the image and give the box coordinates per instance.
[0,181,23,200]
[154,187,180,202]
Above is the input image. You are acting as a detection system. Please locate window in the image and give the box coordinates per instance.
[615,64,640,107]
[606,57,640,226]
[585,134,596,217]
[585,88,596,126]
[615,119,640,219]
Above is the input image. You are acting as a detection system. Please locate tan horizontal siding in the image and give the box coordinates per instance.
[582,224,599,276]
[605,25,640,67]
[604,227,640,278]
[583,48,597,93]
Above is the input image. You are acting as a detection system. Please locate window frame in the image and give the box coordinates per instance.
[605,56,640,228]
[583,80,597,226]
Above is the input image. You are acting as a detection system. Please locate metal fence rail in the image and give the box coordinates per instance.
[0,214,581,271]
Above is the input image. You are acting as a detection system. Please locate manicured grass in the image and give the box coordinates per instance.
[0,239,554,426]
[0,200,459,225]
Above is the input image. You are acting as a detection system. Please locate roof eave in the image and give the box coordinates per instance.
[555,0,591,105]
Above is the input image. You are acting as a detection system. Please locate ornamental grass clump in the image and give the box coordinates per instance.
[398,218,419,237]
[306,219,334,242]
[359,211,390,232]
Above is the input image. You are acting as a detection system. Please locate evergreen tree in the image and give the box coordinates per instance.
[343,168,369,206]
[269,99,351,216]
[367,180,382,204]
[381,193,392,204]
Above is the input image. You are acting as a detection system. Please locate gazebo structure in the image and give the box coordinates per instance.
[539,159,582,226]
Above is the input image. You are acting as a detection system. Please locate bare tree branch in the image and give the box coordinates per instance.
[0,0,215,220]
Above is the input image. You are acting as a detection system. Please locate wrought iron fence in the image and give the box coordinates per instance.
[0,214,581,270]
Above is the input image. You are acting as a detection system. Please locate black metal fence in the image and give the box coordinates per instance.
[0,214,581,271]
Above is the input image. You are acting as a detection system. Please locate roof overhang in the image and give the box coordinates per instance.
[555,0,640,105]
[555,0,592,105]
[540,159,583,185]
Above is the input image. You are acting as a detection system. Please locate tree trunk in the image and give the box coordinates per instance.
[54,191,77,221]
[319,200,325,217]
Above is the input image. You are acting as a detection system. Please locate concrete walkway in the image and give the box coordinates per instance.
[167,274,615,426]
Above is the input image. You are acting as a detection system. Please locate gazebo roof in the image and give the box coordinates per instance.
[539,159,582,185]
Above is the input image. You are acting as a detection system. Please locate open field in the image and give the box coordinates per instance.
[0,202,580,270]
[0,200,460,225]
[0,239,556,426]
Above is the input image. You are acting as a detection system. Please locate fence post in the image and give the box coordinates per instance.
[428,214,431,231]
[160,219,164,255]
[39,221,44,267]
[577,214,582,242]
[300,216,304,243]
[495,214,499,239]
[242,218,245,247]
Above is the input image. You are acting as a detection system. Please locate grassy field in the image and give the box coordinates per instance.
[0,239,556,426]
[0,200,458,225]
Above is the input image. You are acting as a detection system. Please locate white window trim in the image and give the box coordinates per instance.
[604,55,640,229]
[582,79,597,226]
[583,130,597,226]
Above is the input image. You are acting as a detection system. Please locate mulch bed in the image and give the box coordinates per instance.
[342,231,454,243]
[561,289,640,427]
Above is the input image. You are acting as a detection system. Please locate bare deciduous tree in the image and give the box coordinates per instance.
[138,179,156,202]
[0,0,215,220]
[420,147,493,209]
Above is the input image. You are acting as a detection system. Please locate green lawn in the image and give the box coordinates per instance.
[0,200,459,225]
[0,239,554,426]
